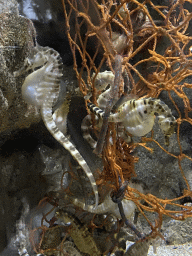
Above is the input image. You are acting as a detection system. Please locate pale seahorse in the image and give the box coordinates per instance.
[81,71,132,148]
[88,97,176,146]
[16,45,98,209]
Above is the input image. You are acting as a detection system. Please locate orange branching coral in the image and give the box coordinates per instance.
[61,0,192,239]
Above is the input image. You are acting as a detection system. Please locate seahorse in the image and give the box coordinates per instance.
[88,97,176,145]
[84,70,115,101]
[81,71,131,148]
[16,45,98,209]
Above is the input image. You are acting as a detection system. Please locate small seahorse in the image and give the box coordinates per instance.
[92,70,118,109]
[17,45,98,209]
[88,97,176,145]
[82,71,115,148]
[85,71,115,101]
[82,71,132,148]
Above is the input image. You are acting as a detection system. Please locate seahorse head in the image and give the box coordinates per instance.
[158,117,176,145]
[24,51,48,72]
[92,71,115,91]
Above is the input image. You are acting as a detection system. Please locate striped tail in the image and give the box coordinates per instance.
[63,193,116,215]
[41,102,99,209]
[87,102,105,118]
[81,114,101,149]
[62,192,137,219]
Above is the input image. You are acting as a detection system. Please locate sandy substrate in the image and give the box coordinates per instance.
[148,243,192,256]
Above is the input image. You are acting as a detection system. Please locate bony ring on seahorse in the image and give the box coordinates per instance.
[15,45,99,209]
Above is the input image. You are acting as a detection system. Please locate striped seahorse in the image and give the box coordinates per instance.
[88,97,176,146]
[81,71,131,148]
[15,45,98,209]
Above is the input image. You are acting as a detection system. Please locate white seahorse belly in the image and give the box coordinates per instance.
[119,102,155,136]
